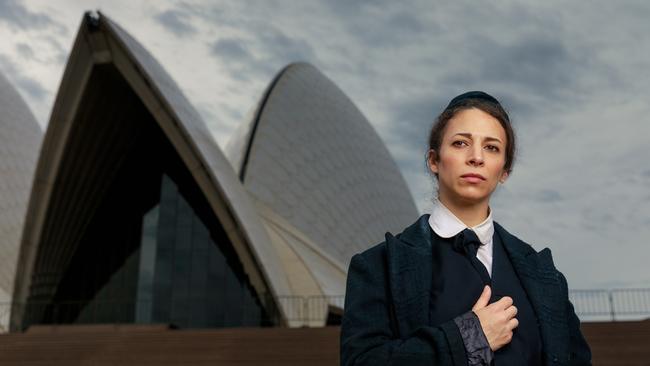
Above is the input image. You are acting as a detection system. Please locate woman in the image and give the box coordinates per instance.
[340,91,591,366]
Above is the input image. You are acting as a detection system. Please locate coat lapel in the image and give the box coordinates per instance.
[495,223,569,365]
[386,214,433,338]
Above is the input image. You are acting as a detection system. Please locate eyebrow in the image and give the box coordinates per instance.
[453,132,503,144]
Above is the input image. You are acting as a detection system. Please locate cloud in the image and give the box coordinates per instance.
[535,189,563,203]
[387,95,447,138]
[1,0,645,290]
[257,28,316,65]
[160,1,319,76]
[208,28,317,83]
[208,38,257,82]
[194,102,239,147]
[429,33,601,125]
[211,38,250,61]
[0,55,48,101]
[332,6,432,47]
[154,8,197,36]
[15,42,34,59]
[467,36,596,109]
[0,0,66,34]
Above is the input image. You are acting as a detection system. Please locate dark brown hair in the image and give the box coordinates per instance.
[427,98,516,177]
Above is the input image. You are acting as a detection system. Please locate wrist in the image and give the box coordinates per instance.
[454,311,494,366]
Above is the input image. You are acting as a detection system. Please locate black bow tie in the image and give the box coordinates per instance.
[453,228,482,256]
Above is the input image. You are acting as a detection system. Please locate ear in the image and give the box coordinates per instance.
[427,149,439,175]
[499,170,509,183]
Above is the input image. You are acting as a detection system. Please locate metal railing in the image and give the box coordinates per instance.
[276,295,345,324]
[1,289,647,332]
[0,295,345,332]
[0,302,10,332]
[569,288,650,321]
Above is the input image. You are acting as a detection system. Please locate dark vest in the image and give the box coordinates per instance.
[428,230,543,365]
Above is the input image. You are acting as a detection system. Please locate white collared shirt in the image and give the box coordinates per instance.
[428,199,494,277]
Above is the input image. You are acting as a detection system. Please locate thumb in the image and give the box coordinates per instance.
[472,286,491,311]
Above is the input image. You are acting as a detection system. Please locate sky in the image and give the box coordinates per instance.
[0,0,649,290]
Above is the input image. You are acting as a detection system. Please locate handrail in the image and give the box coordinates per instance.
[1,289,648,332]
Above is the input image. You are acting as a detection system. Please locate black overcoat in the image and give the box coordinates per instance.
[340,214,592,366]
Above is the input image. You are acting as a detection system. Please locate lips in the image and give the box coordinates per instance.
[461,173,486,183]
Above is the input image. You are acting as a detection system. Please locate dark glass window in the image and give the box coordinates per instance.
[24,64,275,329]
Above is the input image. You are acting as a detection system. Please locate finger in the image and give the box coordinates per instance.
[507,305,518,318]
[508,317,519,330]
[472,286,491,310]
[505,331,513,343]
[497,296,513,309]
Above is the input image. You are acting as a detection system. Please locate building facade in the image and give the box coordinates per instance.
[3,12,418,332]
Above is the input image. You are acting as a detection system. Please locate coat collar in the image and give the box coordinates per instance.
[394,214,433,249]
[494,222,570,365]
[387,215,569,365]
[385,215,433,337]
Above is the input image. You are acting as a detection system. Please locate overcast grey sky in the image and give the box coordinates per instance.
[1,0,649,290]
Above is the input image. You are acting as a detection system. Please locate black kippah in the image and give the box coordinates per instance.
[445,91,502,110]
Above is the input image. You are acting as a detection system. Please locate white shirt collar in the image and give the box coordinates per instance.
[428,199,494,245]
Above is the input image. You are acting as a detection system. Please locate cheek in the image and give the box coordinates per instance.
[438,150,462,171]
[487,159,506,179]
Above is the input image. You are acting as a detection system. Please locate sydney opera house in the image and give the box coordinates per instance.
[2,11,649,366]
[0,11,418,337]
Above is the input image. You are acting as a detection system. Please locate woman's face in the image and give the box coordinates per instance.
[428,108,509,206]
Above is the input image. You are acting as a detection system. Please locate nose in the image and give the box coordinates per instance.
[468,146,484,166]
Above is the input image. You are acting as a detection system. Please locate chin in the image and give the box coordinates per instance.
[453,187,491,205]
[456,196,489,206]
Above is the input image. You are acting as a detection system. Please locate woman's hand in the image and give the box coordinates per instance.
[471,286,519,351]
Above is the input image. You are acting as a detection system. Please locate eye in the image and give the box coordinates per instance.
[452,140,469,147]
[485,145,500,152]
